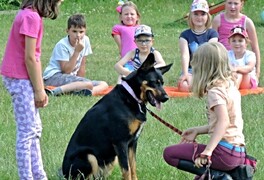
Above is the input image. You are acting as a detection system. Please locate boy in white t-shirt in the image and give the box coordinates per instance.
[43,14,108,96]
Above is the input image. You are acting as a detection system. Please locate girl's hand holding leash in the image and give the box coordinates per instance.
[180,128,198,143]
[194,154,212,168]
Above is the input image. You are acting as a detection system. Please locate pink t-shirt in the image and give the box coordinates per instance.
[112,24,139,57]
[1,7,43,79]
[218,13,246,50]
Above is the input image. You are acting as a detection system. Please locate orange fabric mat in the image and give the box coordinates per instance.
[93,86,264,97]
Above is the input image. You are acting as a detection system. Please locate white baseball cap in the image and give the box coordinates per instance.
[191,0,209,13]
[134,25,154,38]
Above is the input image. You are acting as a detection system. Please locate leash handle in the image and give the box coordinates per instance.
[146,107,182,136]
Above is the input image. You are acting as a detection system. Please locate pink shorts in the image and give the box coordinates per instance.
[250,77,258,89]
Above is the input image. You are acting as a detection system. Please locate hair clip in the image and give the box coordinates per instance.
[116,0,125,13]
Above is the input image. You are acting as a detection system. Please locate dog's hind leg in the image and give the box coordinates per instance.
[87,154,101,179]
[102,156,118,178]
[87,155,118,180]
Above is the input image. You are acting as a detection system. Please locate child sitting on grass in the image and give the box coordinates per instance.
[228,26,258,89]
[43,14,108,96]
[112,1,141,83]
[114,25,166,77]
[177,0,218,92]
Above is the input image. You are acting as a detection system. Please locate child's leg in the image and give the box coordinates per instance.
[31,112,47,180]
[235,73,244,89]
[163,143,206,167]
[163,143,245,172]
[91,81,109,95]
[3,77,47,180]
[178,80,191,92]
[44,73,93,95]
[177,74,192,92]
[59,81,93,93]
[239,74,254,89]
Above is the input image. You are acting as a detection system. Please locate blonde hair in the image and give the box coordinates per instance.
[191,42,235,98]
[188,12,212,30]
[120,1,141,25]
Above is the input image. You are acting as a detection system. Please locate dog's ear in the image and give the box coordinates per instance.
[157,63,173,75]
[138,53,155,71]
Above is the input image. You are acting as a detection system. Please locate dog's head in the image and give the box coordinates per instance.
[122,53,172,109]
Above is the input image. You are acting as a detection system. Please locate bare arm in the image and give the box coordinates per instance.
[77,56,87,77]
[114,50,135,76]
[113,34,122,55]
[235,53,256,74]
[194,104,230,168]
[212,14,221,31]
[153,51,166,68]
[246,18,261,79]
[25,36,48,108]
[60,38,84,74]
[179,37,190,82]
[202,104,230,156]
[180,125,210,143]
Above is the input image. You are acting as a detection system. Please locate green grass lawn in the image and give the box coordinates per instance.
[0,0,264,179]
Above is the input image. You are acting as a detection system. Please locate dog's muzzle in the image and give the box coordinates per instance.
[146,90,169,110]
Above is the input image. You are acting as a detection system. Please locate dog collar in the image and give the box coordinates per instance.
[121,81,142,103]
[121,81,145,114]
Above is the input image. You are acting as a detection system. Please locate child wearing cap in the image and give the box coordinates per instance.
[177,0,218,92]
[212,0,261,79]
[114,25,166,77]
[228,26,258,89]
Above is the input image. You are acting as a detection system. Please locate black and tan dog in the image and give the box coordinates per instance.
[62,53,172,180]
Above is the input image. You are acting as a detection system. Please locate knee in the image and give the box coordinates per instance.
[83,81,93,89]
[163,147,180,167]
[97,81,109,89]
[101,81,109,87]
[178,81,190,92]
[163,147,170,163]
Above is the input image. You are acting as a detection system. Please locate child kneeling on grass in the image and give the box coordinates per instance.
[43,14,108,96]
[163,42,254,179]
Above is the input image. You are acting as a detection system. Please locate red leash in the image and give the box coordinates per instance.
[146,107,182,136]
[146,107,215,179]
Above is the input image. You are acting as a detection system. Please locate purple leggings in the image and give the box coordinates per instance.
[163,142,245,171]
[3,77,47,180]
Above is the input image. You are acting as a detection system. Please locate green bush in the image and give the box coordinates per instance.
[0,0,20,11]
